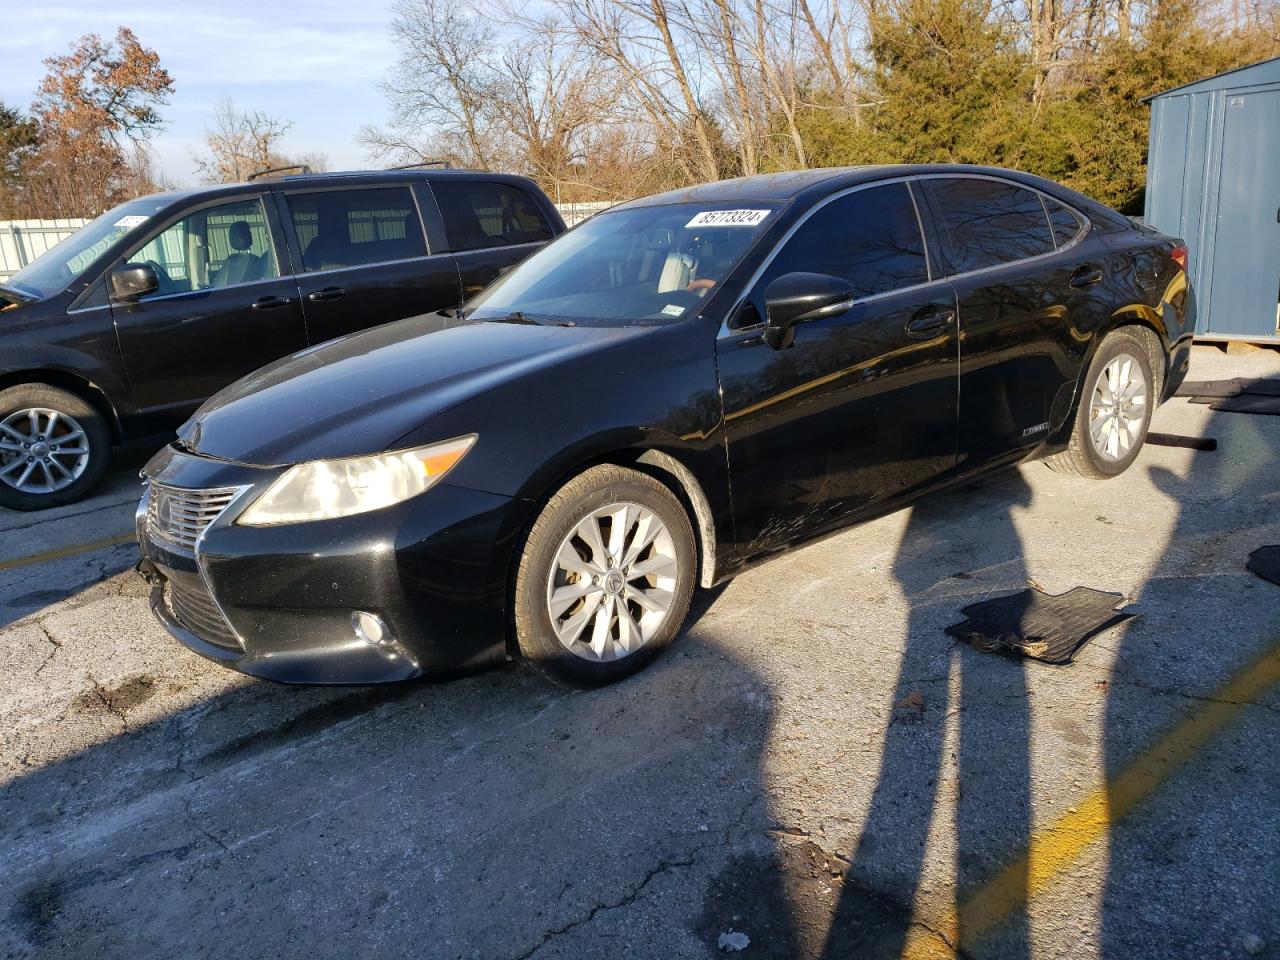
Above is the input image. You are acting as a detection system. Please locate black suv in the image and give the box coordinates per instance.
[0,169,564,509]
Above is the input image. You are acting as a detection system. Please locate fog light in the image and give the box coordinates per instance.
[352,610,391,646]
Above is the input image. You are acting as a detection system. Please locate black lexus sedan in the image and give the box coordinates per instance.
[136,165,1192,686]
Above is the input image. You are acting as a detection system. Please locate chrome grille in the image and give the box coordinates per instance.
[146,482,243,553]
[166,574,241,650]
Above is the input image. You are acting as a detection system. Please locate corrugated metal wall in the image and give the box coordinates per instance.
[0,219,91,281]
[1145,58,1280,342]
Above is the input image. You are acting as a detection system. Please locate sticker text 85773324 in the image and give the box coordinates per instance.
[685,209,770,229]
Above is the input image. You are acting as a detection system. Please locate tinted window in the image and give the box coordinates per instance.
[1044,198,1085,248]
[924,178,1055,273]
[432,181,555,252]
[760,183,929,300]
[286,187,426,272]
[125,197,279,298]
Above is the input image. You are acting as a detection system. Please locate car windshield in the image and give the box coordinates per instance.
[466,202,783,325]
[7,196,170,299]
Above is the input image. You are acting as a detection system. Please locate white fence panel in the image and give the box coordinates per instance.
[0,202,618,281]
[0,219,91,281]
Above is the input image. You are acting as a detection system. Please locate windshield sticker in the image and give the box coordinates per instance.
[661,304,685,317]
[114,215,148,228]
[685,209,770,228]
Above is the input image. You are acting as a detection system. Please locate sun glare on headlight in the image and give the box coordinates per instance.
[236,435,476,526]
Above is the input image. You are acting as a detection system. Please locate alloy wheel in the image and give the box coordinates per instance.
[546,501,679,662]
[1088,353,1148,461]
[0,408,92,494]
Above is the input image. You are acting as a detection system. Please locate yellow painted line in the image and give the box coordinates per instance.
[0,532,136,572]
[902,640,1280,959]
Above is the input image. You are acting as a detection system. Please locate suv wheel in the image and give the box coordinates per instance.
[513,464,696,686]
[1045,329,1155,480]
[0,384,111,510]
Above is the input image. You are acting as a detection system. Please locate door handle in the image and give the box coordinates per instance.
[306,286,346,302]
[905,306,955,339]
[1069,265,1104,288]
[251,295,293,310]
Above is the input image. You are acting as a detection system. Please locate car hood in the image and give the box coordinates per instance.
[177,312,659,465]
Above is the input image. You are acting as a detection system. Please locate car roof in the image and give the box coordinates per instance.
[140,169,540,209]
[612,164,1097,210]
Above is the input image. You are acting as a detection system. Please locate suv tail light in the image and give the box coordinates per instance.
[1170,244,1188,271]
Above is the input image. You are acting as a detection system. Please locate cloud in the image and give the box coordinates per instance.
[0,1,395,100]
[0,0,398,185]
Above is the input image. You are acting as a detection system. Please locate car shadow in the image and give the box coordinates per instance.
[0,436,163,630]
[0,582,803,959]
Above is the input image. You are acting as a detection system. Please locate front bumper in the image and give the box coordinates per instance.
[138,444,520,684]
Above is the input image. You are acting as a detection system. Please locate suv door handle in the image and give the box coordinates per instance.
[251,295,293,310]
[1069,265,1104,287]
[905,306,955,339]
[306,286,346,302]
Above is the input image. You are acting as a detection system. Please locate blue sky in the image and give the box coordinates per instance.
[0,0,399,185]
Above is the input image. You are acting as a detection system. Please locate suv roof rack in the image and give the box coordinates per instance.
[247,164,312,182]
[385,160,454,171]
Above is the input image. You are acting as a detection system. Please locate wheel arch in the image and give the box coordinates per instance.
[1098,309,1169,399]
[0,369,123,441]
[497,439,720,661]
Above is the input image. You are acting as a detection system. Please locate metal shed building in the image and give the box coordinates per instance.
[1144,57,1280,343]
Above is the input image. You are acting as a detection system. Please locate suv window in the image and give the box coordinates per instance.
[922,178,1055,273]
[758,182,929,301]
[432,181,555,252]
[1044,197,1085,248]
[125,197,279,298]
[286,187,426,272]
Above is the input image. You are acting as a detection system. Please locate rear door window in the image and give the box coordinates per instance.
[285,187,426,272]
[922,178,1056,274]
[431,181,555,252]
[758,182,930,301]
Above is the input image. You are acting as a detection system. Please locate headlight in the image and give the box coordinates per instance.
[236,435,476,526]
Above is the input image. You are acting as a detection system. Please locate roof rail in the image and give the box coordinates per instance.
[385,159,454,171]
[247,164,312,181]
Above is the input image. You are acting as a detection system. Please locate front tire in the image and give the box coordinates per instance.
[0,384,111,510]
[1045,329,1154,480]
[513,464,696,686]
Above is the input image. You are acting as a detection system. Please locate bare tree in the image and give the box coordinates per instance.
[193,97,302,183]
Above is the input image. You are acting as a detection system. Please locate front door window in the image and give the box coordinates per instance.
[126,198,280,298]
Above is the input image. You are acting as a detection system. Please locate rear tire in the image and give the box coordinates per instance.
[1045,329,1154,480]
[0,384,111,511]
[513,464,696,686]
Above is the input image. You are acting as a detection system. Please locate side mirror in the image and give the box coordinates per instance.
[109,264,159,302]
[762,272,855,349]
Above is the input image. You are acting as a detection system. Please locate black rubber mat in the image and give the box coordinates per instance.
[1146,432,1217,451]
[946,587,1137,665]
[1208,394,1280,415]
[1246,546,1280,587]
[1177,379,1280,415]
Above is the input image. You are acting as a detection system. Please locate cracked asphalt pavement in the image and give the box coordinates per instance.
[2,345,1278,960]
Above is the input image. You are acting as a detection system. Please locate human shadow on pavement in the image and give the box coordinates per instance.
[816,471,1037,960]
[1100,405,1280,958]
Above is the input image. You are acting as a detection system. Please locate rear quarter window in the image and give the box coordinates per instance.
[431,181,554,252]
[1044,198,1086,248]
